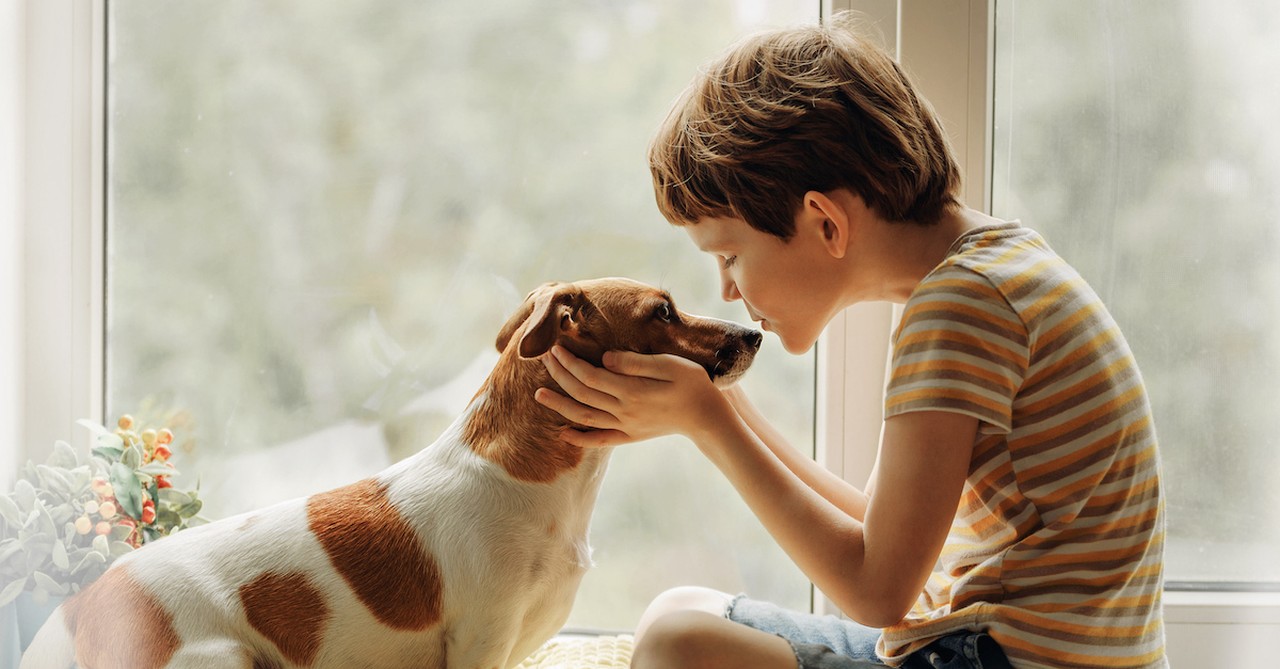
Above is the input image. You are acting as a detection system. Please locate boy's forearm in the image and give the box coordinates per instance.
[724,388,871,521]
[690,402,904,626]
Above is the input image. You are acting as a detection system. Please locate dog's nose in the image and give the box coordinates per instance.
[743,330,763,351]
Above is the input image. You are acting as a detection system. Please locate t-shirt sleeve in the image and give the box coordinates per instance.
[885,266,1029,434]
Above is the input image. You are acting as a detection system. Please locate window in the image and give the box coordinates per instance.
[105,0,817,629]
[991,0,1280,588]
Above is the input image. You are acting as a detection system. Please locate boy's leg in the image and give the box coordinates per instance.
[632,609,799,669]
[633,587,890,669]
[635,585,735,641]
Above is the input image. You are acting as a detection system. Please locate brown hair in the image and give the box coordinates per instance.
[648,12,961,238]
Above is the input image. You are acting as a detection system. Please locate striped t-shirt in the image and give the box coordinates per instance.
[877,223,1166,669]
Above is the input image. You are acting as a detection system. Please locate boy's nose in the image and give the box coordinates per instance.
[720,275,741,302]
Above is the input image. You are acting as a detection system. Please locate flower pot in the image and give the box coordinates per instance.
[1,599,19,668]
[16,591,67,652]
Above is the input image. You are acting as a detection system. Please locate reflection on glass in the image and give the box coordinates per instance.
[992,0,1280,586]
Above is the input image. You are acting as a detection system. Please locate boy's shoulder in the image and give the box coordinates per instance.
[919,221,1096,325]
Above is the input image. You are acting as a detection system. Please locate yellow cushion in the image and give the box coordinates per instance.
[515,635,636,669]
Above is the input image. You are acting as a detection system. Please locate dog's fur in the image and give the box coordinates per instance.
[22,278,761,669]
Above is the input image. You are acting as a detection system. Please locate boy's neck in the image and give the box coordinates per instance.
[874,206,1002,303]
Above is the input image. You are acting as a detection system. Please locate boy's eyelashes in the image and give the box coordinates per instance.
[721,255,738,269]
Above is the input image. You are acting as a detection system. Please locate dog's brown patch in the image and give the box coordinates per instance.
[62,564,179,669]
[307,478,444,630]
[239,571,330,666]
[463,355,584,483]
[465,408,584,483]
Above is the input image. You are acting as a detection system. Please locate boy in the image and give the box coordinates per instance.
[534,14,1167,669]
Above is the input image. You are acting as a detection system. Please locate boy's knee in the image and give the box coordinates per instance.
[637,586,733,640]
[632,610,725,669]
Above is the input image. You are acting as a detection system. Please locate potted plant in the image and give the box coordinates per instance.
[0,415,206,656]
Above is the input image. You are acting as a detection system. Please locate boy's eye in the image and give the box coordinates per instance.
[721,255,738,269]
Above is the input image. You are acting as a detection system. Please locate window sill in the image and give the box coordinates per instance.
[1164,589,1280,624]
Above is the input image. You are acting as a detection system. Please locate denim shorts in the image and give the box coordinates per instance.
[726,596,1013,669]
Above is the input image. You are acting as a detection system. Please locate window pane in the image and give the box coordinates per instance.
[107,0,817,629]
[992,0,1280,586]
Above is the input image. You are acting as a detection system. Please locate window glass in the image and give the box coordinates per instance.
[107,0,817,629]
[992,0,1280,586]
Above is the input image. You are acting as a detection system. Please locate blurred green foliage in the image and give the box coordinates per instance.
[107,0,817,630]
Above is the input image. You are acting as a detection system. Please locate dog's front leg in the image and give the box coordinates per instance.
[444,614,526,669]
[165,638,255,669]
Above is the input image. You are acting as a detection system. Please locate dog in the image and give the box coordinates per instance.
[22,277,762,669]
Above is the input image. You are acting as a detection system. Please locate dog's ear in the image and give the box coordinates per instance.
[496,283,557,354]
[495,282,585,359]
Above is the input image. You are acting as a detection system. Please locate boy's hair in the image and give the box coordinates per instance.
[648,13,961,238]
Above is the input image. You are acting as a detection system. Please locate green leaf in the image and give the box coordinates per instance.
[13,479,36,513]
[91,446,125,463]
[0,539,22,563]
[108,524,134,543]
[32,570,68,596]
[51,538,70,570]
[34,500,57,538]
[177,499,203,518]
[158,488,192,506]
[50,441,80,469]
[109,462,145,520]
[122,443,142,470]
[138,462,180,478]
[91,534,109,556]
[76,419,108,438]
[0,577,27,607]
[96,432,124,451]
[70,550,106,575]
[36,465,74,496]
[108,541,134,558]
[0,494,20,526]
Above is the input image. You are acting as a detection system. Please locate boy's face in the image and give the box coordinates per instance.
[685,215,846,355]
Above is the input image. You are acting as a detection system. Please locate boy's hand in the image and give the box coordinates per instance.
[534,345,729,448]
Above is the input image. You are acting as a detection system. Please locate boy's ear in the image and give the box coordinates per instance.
[802,190,850,259]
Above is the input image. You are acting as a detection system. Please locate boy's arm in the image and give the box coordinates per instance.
[537,345,975,626]
[722,385,871,523]
[693,401,976,627]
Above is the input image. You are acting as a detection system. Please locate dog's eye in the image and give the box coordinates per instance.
[655,303,673,323]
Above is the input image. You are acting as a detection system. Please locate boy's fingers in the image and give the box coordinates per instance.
[543,348,618,410]
[558,427,632,449]
[602,350,683,380]
[534,388,619,431]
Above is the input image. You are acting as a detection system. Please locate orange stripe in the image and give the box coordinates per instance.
[900,300,1025,338]
[1017,384,1146,447]
[1019,352,1132,416]
[992,257,1058,297]
[1002,540,1151,571]
[992,629,1166,667]
[1023,326,1122,388]
[1020,594,1158,614]
[996,605,1163,639]
[886,387,1007,417]
[895,359,1015,390]
[1018,420,1153,484]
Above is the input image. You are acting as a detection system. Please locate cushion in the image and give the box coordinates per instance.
[515,635,636,669]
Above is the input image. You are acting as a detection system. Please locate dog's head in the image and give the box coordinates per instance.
[495,278,761,386]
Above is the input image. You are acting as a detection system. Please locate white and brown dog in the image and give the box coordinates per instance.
[22,277,761,669]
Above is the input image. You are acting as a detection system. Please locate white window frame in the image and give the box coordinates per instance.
[10,0,1277,662]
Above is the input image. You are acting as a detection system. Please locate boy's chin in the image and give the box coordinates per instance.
[776,329,818,355]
